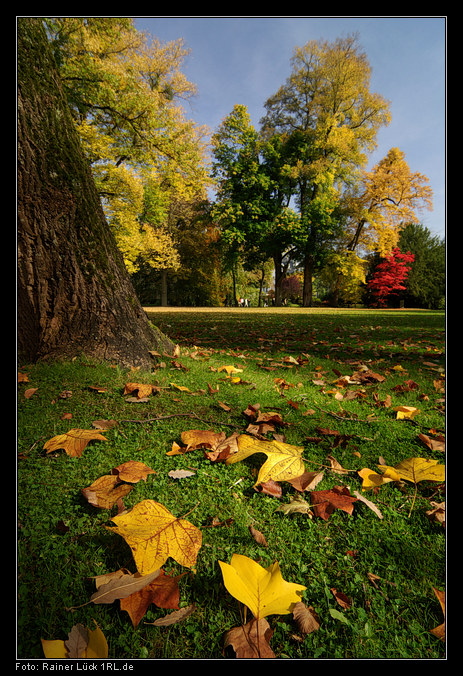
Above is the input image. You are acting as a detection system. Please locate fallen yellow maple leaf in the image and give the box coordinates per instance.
[377,457,445,484]
[377,457,445,517]
[226,435,305,486]
[218,365,243,375]
[394,405,420,419]
[106,500,202,575]
[43,429,107,458]
[358,467,401,490]
[218,554,306,620]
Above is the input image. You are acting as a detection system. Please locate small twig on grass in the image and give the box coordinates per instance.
[313,404,377,424]
[119,412,238,428]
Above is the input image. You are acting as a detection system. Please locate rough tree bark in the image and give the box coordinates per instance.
[17,18,174,369]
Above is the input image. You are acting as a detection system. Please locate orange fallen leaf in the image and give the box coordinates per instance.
[120,570,184,627]
[123,382,157,399]
[43,429,107,458]
[112,461,156,483]
[430,587,445,640]
[81,475,133,509]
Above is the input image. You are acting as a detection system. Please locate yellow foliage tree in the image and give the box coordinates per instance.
[346,147,433,256]
[45,18,211,286]
[321,147,433,303]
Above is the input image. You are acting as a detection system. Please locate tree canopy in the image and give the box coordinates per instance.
[19,19,441,320]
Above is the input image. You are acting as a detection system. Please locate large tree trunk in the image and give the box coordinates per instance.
[273,252,285,307]
[302,255,314,307]
[17,18,174,369]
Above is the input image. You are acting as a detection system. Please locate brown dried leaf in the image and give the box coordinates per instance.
[353,490,384,519]
[418,433,445,453]
[285,470,324,493]
[254,479,283,498]
[168,469,196,479]
[90,569,161,605]
[426,501,445,527]
[248,525,268,547]
[223,618,275,658]
[92,419,118,430]
[292,602,320,636]
[147,603,196,627]
[326,455,349,474]
[65,624,88,658]
[331,587,352,609]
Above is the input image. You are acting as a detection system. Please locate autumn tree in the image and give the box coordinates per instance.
[45,18,211,304]
[17,17,174,367]
[260,35,391,305]
[344,147,433,255]
[366,247,415,307]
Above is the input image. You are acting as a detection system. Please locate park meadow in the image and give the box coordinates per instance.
[17,306,445,660]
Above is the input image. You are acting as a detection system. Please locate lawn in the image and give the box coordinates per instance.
[17,307,446,660]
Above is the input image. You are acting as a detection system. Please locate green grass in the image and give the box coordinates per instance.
[17,307,445,659]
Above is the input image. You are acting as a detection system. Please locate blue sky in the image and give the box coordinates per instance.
[135,16,446,239]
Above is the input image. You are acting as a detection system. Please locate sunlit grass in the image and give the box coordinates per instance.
[17,308,445,659]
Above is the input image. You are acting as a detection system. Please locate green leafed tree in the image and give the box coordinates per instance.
[397,223,445,309]
[260,34,391,305]
[211,104,300,305]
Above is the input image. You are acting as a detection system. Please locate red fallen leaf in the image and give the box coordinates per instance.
[120,570,185,628]
[287,399,299,410]
[331,588,352,609]
[392,379,420,393]
[310,485,357,521]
